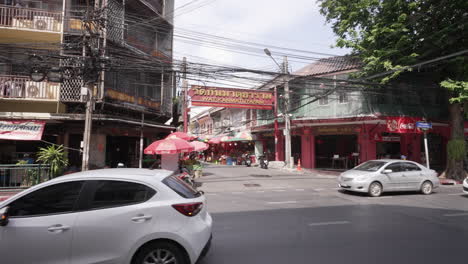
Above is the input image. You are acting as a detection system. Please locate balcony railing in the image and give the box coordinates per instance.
[0,4,62,33]
[0,75,60,101]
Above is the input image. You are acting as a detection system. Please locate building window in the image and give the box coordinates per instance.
[338,92,348,103]
[319,95,328,105]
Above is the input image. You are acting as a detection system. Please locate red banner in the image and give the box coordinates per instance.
[386,117,422,134]
[0,120,46,141]
[189,86,274,110]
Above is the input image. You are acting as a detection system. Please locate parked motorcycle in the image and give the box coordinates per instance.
[245,157,252,167]
[259,155,268,169]
[242,153,252,167]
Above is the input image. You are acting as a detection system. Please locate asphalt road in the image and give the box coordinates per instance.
[198,165,468,264]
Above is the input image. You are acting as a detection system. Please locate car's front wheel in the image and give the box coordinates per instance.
[368,182,383,197]
[132,241,188,264]
[421,181,433,195]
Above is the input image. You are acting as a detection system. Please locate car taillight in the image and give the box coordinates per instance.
[172,202,203,217]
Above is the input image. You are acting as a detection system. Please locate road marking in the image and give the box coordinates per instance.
[443,212,468,217]
[447,193,464,196]
[308,221,350,227]
[206,193,218,196]
[267,201,297,205]
[231,192,244,194]
[273,189,286,192]
[295,189,305,191]
[314,188,324,191]
[256,191,265,193]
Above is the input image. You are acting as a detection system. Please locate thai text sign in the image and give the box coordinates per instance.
[0,120,46,140]
[386,117,422,133]
[189,86,274,109]
[106,89,160,110]
[314,126,358,135]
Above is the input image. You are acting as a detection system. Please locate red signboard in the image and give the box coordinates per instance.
[0,120,46,141]
[386,117,422,134]
[189,86,274,110]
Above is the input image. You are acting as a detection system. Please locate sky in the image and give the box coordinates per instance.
[172,0,350,115]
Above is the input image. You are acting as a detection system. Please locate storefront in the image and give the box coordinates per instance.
[293,116,450,170]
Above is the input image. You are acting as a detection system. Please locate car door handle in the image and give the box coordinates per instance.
[131,214,152,223]
[47,224,70,232]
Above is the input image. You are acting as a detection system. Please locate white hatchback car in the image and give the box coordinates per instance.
[0,168,212,264]
[463,177,468,194]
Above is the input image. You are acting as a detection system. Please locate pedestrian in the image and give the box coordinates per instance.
[193,158,203,179]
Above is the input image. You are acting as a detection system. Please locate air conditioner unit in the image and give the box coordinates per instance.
[33,16,54,31]
[25,81,42,98]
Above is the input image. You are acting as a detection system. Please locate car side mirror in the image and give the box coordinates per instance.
[0,206,10,227]
[382,169,393,174]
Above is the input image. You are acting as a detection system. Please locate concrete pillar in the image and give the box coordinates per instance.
[301,134,315,169]
[88,133,106,169]
[359,133,376,163]
[278,135,285,161]
[409,134,422,162]
[254,140,263,162]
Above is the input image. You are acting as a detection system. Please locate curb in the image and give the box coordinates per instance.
[439,179,463,185]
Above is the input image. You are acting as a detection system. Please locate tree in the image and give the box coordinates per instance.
[319,0,468,180]
[36,145,69,178]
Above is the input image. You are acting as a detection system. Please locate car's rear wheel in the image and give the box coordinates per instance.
[368,182,383,197]
[421,181,433,195]
[132,241,188,264]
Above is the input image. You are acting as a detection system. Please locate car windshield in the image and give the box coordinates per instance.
[354,161,387,171]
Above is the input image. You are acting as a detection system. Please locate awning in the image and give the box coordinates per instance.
[224,131,253,142]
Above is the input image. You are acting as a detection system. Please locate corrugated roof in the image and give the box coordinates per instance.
[294,56,361,76]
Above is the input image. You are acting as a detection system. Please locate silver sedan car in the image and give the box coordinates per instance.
[338,159,440,197]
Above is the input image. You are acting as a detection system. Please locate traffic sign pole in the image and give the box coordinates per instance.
[423,131,430,169]
[416,121,431,169]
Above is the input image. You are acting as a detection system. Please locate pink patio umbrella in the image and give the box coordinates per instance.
[144,138,194,155]
[189,141,209,151]
[165,131,195,141]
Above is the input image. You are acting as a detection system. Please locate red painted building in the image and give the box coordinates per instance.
[252,56,451,171]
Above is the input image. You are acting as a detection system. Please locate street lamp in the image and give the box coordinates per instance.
[264,48,292,168]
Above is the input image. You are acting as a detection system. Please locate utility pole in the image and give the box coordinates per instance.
[274,86,279,161]
[139,113,145,168]
[182,57,188,133]
[82,86,94,171]
[283,56,292,168]
[81,5,102,171]
[81,8,93,171]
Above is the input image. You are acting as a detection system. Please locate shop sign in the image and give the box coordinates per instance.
[106,89,161,110]
[386,117,422,134]
[189,86,274,110]
[314,126,358,135]
[0,120,45,141]
[373,134,400,142]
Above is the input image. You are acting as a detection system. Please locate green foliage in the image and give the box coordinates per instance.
[15,160,29,165]
[318,0,468,83]
[15,160,38,186]
[447,139,466,161]
[36,145,69,178]
[440,79,468,103]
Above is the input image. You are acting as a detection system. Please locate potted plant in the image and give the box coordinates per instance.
[36,145,69,179]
